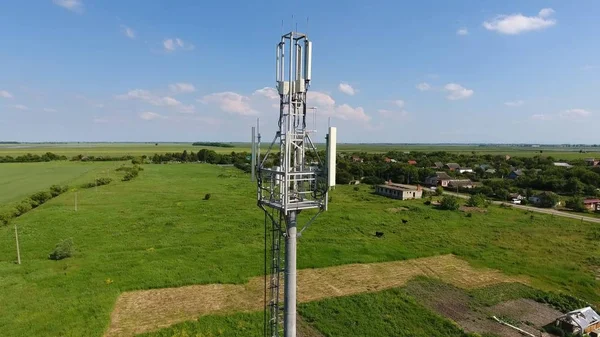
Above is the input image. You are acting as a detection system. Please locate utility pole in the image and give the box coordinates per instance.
[14,224,21,265]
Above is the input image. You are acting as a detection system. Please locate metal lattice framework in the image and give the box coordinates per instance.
[257,31,328,337]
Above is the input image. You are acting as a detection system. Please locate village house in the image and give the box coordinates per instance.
[433,161,444,169]
[583,199,600,212]
[554,162,573,168]
[407,160,417,165]
[457,167,473,174]
[447,179,474,189]
[425,172,452,187]
[375,183,423,200]
[445,163,460,171]
[351,155,363,163]
[555,307,600,336]
[485,168,497,174]
[585,158,599,167]
[507,169,524,180]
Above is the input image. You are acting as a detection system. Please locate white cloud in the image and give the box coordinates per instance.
[169,83,195,94]
[53,0,83,13]
[504,100,524,107]
[139,111,165,120]
[117,89,194,113]
[253,87,279,100]
[394,100,405,108]
[483,8,556,35]
[13,104,29,110]
[538,8,555,18]
[560,109,591,120]
[338,82,357,96]
[121,25,136,39]
[163,38,194,52]
[305,91,370,122]
[531,114,552,121]
[307,91,336,107]
[444,83,474,100]
[201,92,257,116]
[43,108,57,112]
[0,90,13,98]
[457,28,469,36]
[416,82,431,91]
[335,104,370,122]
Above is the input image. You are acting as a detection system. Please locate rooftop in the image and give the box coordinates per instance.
[560,307,600,330]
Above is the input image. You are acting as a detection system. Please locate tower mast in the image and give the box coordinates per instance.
[257,31,336,337]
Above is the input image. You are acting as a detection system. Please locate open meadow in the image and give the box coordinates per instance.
[0,161,123,205]
[2,142,600,160]
[0,162,599,336]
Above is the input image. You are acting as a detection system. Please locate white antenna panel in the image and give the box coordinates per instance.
[327,127,337,187]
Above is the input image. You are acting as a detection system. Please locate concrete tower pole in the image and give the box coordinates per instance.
[284,211,297,337]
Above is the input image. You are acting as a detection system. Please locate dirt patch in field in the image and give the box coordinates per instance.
[405,280,561,337]
[489,299,562,335]
[105,254,528,337]
[386,207,409,213]
[459,206,488,213]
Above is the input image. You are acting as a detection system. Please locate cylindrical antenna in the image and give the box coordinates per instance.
[296,44,302,81]
[304,40,312,82]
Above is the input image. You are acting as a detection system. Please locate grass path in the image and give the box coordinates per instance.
[106,254,527,337]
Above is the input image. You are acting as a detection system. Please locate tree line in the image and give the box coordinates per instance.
[191,142,235,148]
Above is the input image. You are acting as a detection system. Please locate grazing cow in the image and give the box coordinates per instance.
[375,231,384,237]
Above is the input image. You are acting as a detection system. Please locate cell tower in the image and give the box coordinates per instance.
[253,31,336,337]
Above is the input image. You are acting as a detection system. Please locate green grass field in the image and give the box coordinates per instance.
[0,161,123,205]
[2,142,600,159]
[0,163,598,336]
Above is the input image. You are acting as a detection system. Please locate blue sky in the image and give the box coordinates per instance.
[1,0,599,143]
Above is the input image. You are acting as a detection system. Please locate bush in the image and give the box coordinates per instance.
[439,196,460,211]
[30,191,52,206]
[15,201,33,215]
[81,177,113,188]
[565,196,586,212]
[539,192,560,208]
[204,193,211,200]
[49,184,68,197]
[122,170,139,181]
[131,157,143,165]
[435,187,444,196]
[353,186,360,191]
[48,238,74,260]
[466,194,488,208]
[0,212,12,225]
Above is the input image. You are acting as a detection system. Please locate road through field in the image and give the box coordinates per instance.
[443,191,600,224]
[105,254,527,337]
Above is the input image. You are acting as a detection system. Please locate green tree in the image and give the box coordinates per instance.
[539,192,560,208]
[466,194,488,207]
[565,196,586,212]
[439,196,460,210]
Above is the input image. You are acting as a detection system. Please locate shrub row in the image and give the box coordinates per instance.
[117,165,143,181]
[0,185,68,225]
[80,177,113,189]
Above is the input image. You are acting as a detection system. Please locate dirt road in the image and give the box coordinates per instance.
[443,191,600,224]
